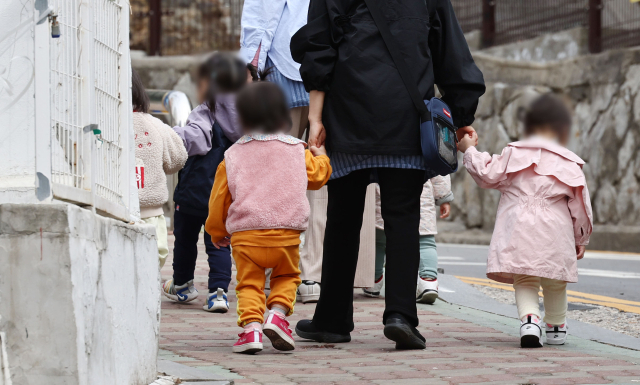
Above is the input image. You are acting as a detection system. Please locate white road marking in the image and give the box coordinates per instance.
[438,256,465,261]
[438,286,455,293]
[583,252,640,261]
[578,268,640,279]
[438,262,486,266]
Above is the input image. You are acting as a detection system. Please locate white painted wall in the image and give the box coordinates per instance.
[0,0,37,203]
[0,203,160,385]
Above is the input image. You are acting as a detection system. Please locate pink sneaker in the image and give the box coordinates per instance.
[233,328,263,354]
[263,310,295,351]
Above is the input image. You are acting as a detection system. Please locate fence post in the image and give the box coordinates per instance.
[588,0,602,53]
[481,0,496,48]
[149,0,161,56]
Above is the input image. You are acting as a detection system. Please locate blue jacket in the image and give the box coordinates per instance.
[173,121,233,217]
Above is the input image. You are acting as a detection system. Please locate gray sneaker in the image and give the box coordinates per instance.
[362,276,384,298]
[162,279,199,303]
[297,280,321,303]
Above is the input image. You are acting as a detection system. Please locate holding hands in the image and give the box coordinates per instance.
[457,126,478,153]
[310,143,327,157]
[213,236,231,249]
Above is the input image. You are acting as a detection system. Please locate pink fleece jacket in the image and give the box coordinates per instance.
[464,137,593,284]
[225,135,310,233]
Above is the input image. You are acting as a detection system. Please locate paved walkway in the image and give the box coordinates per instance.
[160,235,640,385]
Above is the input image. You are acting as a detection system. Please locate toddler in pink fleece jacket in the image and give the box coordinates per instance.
[458,94,593,348]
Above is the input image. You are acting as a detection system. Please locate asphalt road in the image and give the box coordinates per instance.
[437,244,640,302]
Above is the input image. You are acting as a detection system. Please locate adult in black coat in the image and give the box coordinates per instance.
[291,0,485,349]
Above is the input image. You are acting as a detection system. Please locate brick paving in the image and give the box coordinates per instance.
[160,234,640,385]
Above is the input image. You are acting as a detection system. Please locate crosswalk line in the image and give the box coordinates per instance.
[578,268,640,279]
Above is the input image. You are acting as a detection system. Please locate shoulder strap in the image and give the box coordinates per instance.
[363,0,431,122]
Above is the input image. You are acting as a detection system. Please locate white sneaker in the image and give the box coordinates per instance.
[545,322,568,345]
[362,276,384,298]
[297,280,320,303]
[203,288,229,313]
[416,277,438,304]
[162,279,199,303]
[520,314,544,348]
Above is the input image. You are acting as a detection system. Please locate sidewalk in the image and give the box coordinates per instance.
[159,234,640,385]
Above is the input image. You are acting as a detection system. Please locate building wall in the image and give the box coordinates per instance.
[0,0,37,202]
[0,203,160,385]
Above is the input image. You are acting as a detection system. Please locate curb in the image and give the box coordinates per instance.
[157,359,234,385]
[435,274,640,352]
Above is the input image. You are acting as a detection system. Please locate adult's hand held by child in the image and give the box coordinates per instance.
[310,144,327,157]
[457,134,477,153]
[308,120,326,148]
[457,126,476,143]
[440,202,451,219]
[576,245,586,260]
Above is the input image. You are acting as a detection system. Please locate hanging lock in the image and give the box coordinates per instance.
[50,14,61,38]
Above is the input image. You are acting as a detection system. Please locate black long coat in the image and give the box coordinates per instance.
[291,0,486,155]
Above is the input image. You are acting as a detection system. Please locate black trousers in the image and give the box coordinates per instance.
[172,209,232,292]
[312,168,424,334]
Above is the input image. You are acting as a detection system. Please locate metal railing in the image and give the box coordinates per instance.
[131,0,243,56]
[44,0,137,221]
[451,0,482,33]
[601,0,640,51]
[50,0,86,191]
[452,0,640,53]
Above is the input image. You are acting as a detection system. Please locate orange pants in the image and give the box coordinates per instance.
[233,244,301,326]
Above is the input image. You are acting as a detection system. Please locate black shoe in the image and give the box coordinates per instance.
[384,313,426,350]
[295,319,351,343]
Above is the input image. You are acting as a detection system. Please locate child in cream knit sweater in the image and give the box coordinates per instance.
[132,69,188,268]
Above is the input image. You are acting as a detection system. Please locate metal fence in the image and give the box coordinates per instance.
[493,0,587,46]
[50,0,86,190]
[601,0,640,50]
[452,0,640,53]
[131,0,243,56]
[44,0,136,221]
[451,0,482,33]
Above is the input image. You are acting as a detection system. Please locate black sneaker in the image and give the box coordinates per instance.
[384,313,426,350]
[295,319,351,343]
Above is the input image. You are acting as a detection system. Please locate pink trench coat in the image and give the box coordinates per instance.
[463,137,593,284]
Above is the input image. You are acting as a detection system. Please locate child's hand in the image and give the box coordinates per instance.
[439,202,451,219]
[576,245,586,260]
[213,236,231,249]
[457,132,478,153]
[310,144,327,157]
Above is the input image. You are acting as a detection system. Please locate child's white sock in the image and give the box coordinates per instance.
[244,322,262,333]
[271,304,288,318]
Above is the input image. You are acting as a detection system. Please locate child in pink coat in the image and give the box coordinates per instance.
[458,94,593,348]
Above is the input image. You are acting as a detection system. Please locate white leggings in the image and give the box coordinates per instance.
[513,274,567,326]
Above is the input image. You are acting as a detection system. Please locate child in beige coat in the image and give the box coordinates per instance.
[132,69,188,267]
[365,176,453,304]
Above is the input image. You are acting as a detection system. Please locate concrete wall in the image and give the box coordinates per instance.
[0,203,160,385]
[0,0,37,203]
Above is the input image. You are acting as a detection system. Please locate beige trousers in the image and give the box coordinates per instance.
[513,274,568,325]
[289,106,375,288]
[142,214,169,268]
[301,185,376,287]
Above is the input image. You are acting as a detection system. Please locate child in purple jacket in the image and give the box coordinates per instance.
[162,53,246,313]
